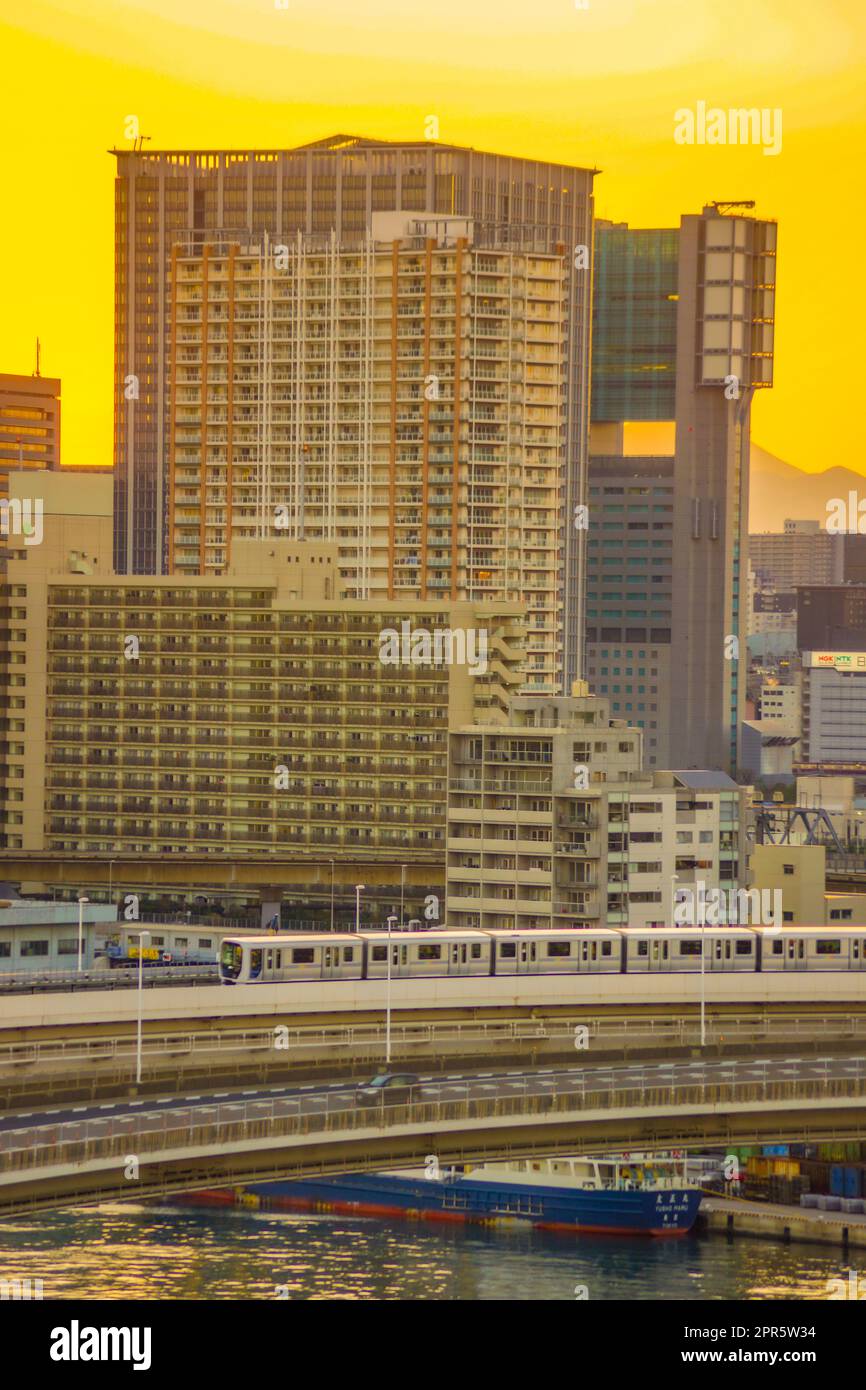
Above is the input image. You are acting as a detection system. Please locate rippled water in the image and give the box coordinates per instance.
[0,1204,853,1300]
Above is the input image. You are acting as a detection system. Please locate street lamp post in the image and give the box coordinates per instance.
[386,914,397,1065]
[135,929,151,1087]
[400,864,407,928]
[77,896,89,973]
[700,906,707,1047]
[329,859,335,933]
[354,884,364,934]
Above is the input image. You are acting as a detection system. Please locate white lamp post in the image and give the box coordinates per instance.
[354,884,364,934]
[329,859,335,933]
[386,914,397,1065]
[400,864,407,927]
[700,909,707,1047]
[136,929,150,1087]
[77,896,89,973]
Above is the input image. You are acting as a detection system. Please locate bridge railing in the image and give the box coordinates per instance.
[1,1011,864,1071]
[3,1064,866,1177]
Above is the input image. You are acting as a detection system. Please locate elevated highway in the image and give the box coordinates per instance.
[3,1054,866,1217]
[3,1010,866,1112]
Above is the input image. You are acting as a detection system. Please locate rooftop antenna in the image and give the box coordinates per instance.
[134,135,152,153]
[33,337,41,377]
[709,200,756,215]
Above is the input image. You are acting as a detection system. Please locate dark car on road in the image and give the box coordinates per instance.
[354,1072,420,1106]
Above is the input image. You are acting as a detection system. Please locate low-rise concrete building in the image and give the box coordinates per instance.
[446,694,748,930]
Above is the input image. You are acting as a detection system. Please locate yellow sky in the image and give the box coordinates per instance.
[1,0,864,472]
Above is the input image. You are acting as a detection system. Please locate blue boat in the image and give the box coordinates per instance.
[192,1154,702,1237]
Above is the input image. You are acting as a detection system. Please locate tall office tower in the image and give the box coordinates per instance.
[167,220,565,689]
[588,208,777,771]
[797,585,866,652]
[111,137,596,686]
[0,372,61,496]
[584,456,674,766]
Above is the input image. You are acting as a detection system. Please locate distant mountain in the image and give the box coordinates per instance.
[750,446,864,533]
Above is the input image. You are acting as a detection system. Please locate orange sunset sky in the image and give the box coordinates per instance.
[0,0,864,474]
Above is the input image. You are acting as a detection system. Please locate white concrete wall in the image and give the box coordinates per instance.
[5,970,866,1031]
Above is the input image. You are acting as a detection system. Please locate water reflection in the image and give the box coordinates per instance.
[0,1204,852,1301]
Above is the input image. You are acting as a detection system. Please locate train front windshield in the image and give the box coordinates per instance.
[220,942,243,981]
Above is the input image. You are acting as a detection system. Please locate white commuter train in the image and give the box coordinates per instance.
[218,925,866,986]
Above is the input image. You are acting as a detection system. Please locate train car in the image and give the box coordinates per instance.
[486,928,622,976]
[755,926,866,972]
[103,924,228,967]
[359,929,492,979]
[219,933,365,985]
[621,927,758,974]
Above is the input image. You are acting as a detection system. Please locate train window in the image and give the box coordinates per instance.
[291,947,315,964]
[735,939,752,954]
[276,951,282,968]
[371,945,387,961]
[344,948,354,962]
[152,937,165,946]
[816,939,842,955]
[197,938,213,948]
[679,940,700,955]
[547,941,571,957]
[470,944,482,959]
[772,940,783,954]
[175,938,188,947]
[499,943,516,958]
[637,941,648,956]
[602,941,612,956]
[418,944,442,961]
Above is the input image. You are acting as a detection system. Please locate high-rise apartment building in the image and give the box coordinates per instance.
[589,208,777,771]
[112,136,595,686]
[0,372,61,496]
[750,521,843,593]
[167,218,566,689]
[1,514,525,870]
